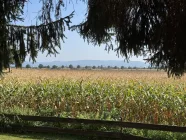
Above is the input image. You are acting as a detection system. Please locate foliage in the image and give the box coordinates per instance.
[69,64,73,69]
[25,64,31,68]
[52,65,58,69]
[92,66,96,69]
[121,66,125,69]
[0,0,74,73]
[38,64,44,69]
[114,66,118,69]
[72,0,186,77]
[77,65,81,69]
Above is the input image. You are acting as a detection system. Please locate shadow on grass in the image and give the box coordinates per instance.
[0,132,85,140]
[0,132,115,140]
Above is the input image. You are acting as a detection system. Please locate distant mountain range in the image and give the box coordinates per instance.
[22,60,150,68]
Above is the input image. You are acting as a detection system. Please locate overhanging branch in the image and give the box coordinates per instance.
[7,11,74,29]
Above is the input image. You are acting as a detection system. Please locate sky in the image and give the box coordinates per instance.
[17,0,144,62]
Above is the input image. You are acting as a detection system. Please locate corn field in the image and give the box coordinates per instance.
[0,69,186,126]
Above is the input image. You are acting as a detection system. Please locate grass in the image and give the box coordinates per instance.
[1,132,186,140]
[0,133,82,140]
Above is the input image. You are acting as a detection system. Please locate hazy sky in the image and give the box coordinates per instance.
[17,1,144,62]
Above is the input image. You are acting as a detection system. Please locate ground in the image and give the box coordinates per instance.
[0,133,82,140]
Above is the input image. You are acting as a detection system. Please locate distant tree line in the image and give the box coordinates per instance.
[25,64,158,70]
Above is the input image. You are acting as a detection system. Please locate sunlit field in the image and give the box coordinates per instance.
[1,68,186,126]
[3,68,185,82]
